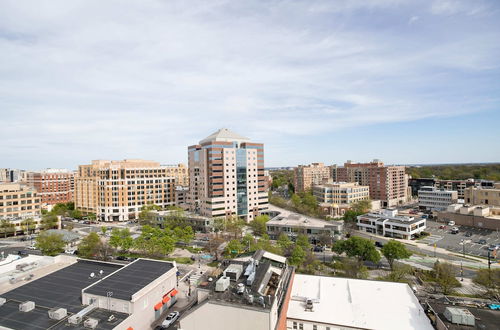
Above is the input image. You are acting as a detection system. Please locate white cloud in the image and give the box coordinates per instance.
[0,0,499,168]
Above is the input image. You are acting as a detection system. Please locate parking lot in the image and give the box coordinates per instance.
[424,220,500,258]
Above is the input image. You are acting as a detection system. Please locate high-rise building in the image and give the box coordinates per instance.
[293,163,334,193]
[25,169,74,206]
[163,163,189,186]
[337,160,408,207]
[74,159,176,222]
[0,183,41,220]
[188,128,268,221]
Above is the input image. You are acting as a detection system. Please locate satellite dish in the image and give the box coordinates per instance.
[90,272,95,278]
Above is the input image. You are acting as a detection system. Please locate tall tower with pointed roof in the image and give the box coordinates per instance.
[187,128,268,221]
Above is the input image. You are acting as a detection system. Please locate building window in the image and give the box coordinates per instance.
[293,322,297,330]
[313,326,317,330]
[299,324,303,330]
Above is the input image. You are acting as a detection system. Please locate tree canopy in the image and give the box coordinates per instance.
[381,240,412,270]
[36,231,65,256]
[249,215,270,236]
[333,236,380,263]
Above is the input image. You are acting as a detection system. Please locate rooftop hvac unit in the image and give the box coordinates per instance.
[224,264,243,281]
[246,271,256,286]
[215,276,230,292]
[84,317,99,329]
[0,297,6,307]
[19,301,35,312]
[68,315,82,325]
[48,308,67,320]
[444,307,475,326]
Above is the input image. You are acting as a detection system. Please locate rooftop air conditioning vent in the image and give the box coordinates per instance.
[48,307,67,320]
[19,301,35,312]
[84,317,99,329]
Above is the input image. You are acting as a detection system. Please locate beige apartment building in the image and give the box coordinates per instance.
[0,183,41,220]
[337,160,408,207]
[313,181,370,218]
[188,128,268,221]
[464,183,500,207]
[25,169,74,206]
[293,163,334,193]
[75,159,176,222]
[163,163,189,186]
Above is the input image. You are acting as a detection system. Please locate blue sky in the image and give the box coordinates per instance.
[0,0,499,170]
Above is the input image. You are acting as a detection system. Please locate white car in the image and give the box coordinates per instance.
[448,221,455,226]
[27,245,37,250]
[161,311,179,328]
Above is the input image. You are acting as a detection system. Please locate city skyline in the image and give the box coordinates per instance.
[1,0,500,169]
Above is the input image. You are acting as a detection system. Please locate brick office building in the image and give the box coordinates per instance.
[26,169,74,206]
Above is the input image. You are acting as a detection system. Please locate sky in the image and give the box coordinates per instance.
[1,0,499,170]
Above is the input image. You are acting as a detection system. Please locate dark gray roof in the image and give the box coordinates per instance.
[83,259,175,301]
[429,302,500,330]
[2,260,122,313]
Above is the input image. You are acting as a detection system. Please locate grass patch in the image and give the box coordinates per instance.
[185,246,204,254]
[165,257,194,264]
[207,260,220,267]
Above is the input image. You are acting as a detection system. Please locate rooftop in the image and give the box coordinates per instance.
[428,301,500,330]
[83,258,175,301]
[288,274,433,330]
[359,209,423,225]
[267,211,342,230]
[2,260,122,313]
[199,128,250,144]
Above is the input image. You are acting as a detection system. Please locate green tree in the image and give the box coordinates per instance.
[333,236,380,264]
[288,245,306,266]
[101,226,108,236]
[433,261,461,295]
[249,215,270,236]
[70,209,83,219]
[41,214,59,230]
[173,226,194,244]
[277,233,293,251]
[225,216,245,239]
[35,231,65,256]
[381,264,414,283]
[296,234,311,252]
[0,219,14,238]
[212,217,226,238]
[20,218,36,236]
[473,269,500,300]
[78,232,102,259]
[339,258,369,279]
[351,199,372,214]
[109,228,133,251]
[381,240,412,270]
[134,225,175,256]
[225,239,244,258]
[139,203,161,225]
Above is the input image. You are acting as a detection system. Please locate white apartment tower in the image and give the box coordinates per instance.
[188,128,268,221]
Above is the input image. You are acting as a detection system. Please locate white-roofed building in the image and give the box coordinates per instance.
[287,274,433,330]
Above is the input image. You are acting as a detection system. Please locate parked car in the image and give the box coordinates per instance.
[451,227,459,234]
[478,239,487,245]
[313,245,324,252]
[421,215,428,219]
[448,221,455,226]
[17,250,28,256]
[439,225,446,229]
[464,232,473,237]
[27,245,37,250]
[375,241,384,248]
[161,311,180,328]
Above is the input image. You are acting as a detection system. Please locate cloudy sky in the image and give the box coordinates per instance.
[1,0,499,170]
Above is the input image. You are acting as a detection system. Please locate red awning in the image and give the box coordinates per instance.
[170,289,179,297]
[126,328,133,330]
[163,296,171,304]
[154,302,163,311]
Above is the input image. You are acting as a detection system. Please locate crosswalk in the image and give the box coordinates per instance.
[419,234,443,245]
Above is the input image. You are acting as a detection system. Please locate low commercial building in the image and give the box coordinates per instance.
[418,186,458,211]
[357,209,426,240]
[0,183,41,220]
[175,186,189,209]
[287,274,433,330]
[153,210,213,232]
[436,204,500,230]
[25,169,74,206]
[179,250,294,330]
[426,300,500,330]
[266,210,343,243]
[465,182,500,207]
[0,258,178,330]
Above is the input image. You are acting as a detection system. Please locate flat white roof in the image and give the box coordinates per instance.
[288,274,433,330]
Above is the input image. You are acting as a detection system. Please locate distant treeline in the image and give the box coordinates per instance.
[407,164,500,181]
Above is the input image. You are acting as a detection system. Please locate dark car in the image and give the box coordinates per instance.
[375,241,384,248]
[464,232,473,237]
[116,256,128,261]
[17,250,28,256]
[313,245,324,252]
[478,239,487,245]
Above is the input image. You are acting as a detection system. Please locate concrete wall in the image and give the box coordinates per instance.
[179,301,270,330]
[436,211,500,230]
